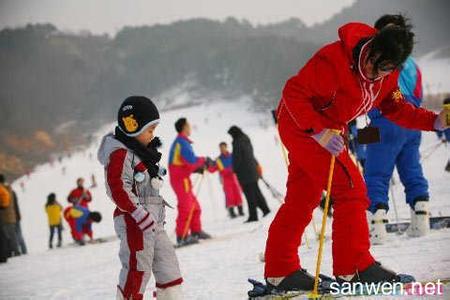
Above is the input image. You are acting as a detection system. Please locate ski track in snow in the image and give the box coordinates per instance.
[1,99,450,300]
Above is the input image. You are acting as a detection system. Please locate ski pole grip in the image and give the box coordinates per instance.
[443,104,450,126]
[331,129,341,134]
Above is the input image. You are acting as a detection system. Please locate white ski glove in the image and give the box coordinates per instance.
[131,205,154,233]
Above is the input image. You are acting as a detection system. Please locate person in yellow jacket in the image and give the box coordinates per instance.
[45,193,63,249]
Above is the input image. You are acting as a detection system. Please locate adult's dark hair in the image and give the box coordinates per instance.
[374,14,411,30]
[89,211,102,223]
[175,118,187,133]
[0,174,4,184]
[369,25,414,71]
[444,97,450,105]
[219,142,227,147]
[46,193,56,207]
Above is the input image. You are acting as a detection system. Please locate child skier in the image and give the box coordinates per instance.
[45,193,63,248]
[63,204,101,245]
[98,96,183,300]
[264,21,449,292]
[208,142,244,218]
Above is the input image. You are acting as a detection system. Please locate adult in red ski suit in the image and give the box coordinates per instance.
[264,22,444,282]
[67,178,92,208]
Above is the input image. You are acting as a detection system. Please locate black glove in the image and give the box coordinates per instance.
[205,157,215,168]
[194,166,205,174]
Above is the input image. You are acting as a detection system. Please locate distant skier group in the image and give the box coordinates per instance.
[45,177,102,249]
[167,118,271,247]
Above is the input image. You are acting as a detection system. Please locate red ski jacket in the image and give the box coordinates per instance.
[277,22,437,135]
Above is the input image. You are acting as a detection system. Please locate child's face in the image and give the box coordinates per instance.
[219,144,227,154]
[136,124,158,146]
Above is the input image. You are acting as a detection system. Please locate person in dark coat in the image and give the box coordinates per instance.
[228,126,270,222]
[13,190,27,254]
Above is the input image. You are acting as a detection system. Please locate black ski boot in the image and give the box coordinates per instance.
[192,230,212,240]
[176,235,199,247]
[446,160,450,173]
[244,218,258,223]
[237,205,245,216]
[336,262,415,284]
[228,207,237,219]
[266,269,315,292]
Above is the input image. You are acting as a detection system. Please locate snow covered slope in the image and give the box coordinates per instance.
[418,51,450,94]
[1,98,450,299]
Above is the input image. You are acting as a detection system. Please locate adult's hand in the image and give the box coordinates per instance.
[312,129,344,156]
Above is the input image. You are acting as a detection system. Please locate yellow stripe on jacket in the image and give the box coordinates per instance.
[183,178,191,193]
[172,143,184,166]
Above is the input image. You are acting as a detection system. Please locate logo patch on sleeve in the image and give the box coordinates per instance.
[122,114,139,133]
[392,89,403,102]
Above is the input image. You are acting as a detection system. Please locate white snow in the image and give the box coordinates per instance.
[418,51,450,94]
[1,98,450,299]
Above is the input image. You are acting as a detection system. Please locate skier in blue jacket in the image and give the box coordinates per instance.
[365,15,431,244]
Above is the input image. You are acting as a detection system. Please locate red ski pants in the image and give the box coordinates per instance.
[264,118,374,277]
[172,177,202,238]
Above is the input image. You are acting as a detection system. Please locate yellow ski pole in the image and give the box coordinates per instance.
[310,133,339,298]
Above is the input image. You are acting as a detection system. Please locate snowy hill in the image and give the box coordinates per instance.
[1,98,450,299]
[419,50,450,94]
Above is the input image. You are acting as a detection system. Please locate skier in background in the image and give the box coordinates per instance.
[208,142,245,218]
[168,117,212,246]
[228,126,270,223]
[67,177,92,208]
[365,15,432,244]
[45,193,63,249]
[63,204,101,245]
[264,19,449,293]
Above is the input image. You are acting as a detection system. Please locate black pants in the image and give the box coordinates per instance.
[3,223,19,256]
[241,181,270,221]
[49,224,62,246]
[0,223,9,262]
